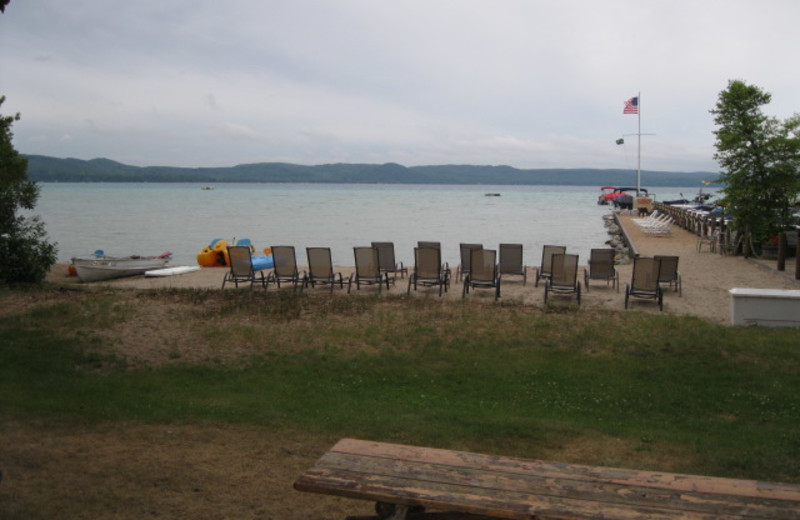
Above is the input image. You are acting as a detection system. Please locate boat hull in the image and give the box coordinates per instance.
[72,256,171,282]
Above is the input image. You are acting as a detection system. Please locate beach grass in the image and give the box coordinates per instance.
[1,286,799,483]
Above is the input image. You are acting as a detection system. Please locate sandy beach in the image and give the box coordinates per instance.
[48,215,799,325]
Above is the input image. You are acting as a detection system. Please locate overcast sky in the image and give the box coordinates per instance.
[2,1,798,172]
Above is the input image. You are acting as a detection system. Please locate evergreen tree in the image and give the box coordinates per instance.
[0,96,57,283]
[711,80,800,256]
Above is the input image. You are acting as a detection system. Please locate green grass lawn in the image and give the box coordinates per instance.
[1,286,799,483]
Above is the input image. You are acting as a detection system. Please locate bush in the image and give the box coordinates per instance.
[0,95,57,283]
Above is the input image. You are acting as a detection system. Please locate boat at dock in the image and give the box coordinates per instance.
[597,187,649,210]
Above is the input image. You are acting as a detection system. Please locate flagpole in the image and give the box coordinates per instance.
[637,91,641,196]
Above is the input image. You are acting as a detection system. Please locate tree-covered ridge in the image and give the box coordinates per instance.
[25,154,719,187]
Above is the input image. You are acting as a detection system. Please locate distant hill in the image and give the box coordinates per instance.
[24,155,721,187]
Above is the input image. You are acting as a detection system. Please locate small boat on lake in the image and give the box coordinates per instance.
[597,187,649,210]
[72,251,172,282]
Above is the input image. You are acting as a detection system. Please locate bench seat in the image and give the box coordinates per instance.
[294,438,800,520]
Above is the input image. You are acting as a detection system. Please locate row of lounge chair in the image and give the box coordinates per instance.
[633,211,674,235]
[223,242,410,293]
[221,242,681,311]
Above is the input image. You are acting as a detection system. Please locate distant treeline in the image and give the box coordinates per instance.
[25,155,720,187]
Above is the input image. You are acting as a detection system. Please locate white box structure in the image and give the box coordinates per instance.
[729,288,800,327]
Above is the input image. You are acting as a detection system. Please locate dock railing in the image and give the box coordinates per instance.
[652,202,798,280]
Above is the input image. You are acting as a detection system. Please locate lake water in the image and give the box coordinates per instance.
[34,183,709,267]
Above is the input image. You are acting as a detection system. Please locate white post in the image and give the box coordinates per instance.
[637,92,641,196]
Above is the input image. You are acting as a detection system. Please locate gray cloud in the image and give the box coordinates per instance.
[2,0,799,172]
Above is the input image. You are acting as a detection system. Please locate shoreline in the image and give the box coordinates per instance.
[46,215,799,325]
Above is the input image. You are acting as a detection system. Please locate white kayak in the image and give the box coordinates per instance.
[145,266,202,277]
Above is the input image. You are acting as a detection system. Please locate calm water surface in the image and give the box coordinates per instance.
[36,183,706,267]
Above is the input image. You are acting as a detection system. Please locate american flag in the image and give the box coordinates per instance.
[623,97,639,115]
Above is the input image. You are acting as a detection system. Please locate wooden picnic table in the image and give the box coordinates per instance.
[294,438,800,520]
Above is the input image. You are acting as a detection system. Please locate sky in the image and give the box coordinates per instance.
[2,1,799,172]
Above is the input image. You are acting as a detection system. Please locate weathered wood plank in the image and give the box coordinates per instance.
[294,439,800,520]
[328,439,800,501]
[295,467,702,520]
[303,452,797,519]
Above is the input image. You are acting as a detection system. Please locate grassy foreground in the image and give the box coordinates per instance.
[1,285,800,484]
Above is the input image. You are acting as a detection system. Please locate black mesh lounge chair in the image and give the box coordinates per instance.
[457,243,483,281]
[498,243,527,284]
[371,242,408,279]
[462,248,500,300]
[625,256,663,311]
[584,248,618,292]
[222,245,267,289]
[408,247,447,296]
[306,247,346,293]
[655,255,682,296]
[349,246,391,293]
[534,245,566,287]
[544,253,580,305]
[418,241,451,288]
[265,245,305,291]
[418,241,441,250]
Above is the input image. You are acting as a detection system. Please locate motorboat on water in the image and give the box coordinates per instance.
[662,188,716,206]
[597,187,649,210]
[71,251,172,282]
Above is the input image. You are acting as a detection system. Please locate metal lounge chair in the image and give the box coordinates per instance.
[462,248,500,300]
[349,246,391,293]
[222,245,266,289]
[371,242,408,279]
[265,245,305,292]
[306,247,346,293]
[408,246,447,296]
[544,253,580,305]
[417,241,451,288]
[534,245,566,287]
[655,255,681,296]
[583,248,618,292]
[697,228,720,253]
[457,243,483,281]
[625,256,663,311]
[498,243,527,284]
